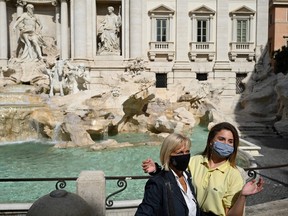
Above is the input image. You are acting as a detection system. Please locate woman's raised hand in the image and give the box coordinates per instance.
[242,177,264,196]
[142,158,156,173]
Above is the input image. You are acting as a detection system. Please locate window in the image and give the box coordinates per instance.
[236,73,247,94]
[237,20,248,42]
[156,73,167,88]
[188,6,215,61]
[189,6,215,43]
[148,5,174,43]
[197,20,207,42]
[148,5,175,61]
[156,19,167,41]
[230,6,255,43]
[229,6,255,61]
[196,73,208,81]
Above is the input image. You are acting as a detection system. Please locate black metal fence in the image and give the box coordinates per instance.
[0,163,287,210]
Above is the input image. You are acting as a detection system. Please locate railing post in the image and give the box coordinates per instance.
[76,171,106,216]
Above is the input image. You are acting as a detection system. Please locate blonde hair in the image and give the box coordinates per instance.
[160,133,191,171]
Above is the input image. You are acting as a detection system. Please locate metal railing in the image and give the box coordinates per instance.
[1,163,288,209]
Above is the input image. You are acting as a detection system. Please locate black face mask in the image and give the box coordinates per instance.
[170,154,191,171]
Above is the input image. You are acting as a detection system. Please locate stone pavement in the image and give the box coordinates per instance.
[242,136,288,215]
[245,198,288,216]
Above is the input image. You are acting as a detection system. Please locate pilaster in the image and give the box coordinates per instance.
[71,0,87,60]
[60,0,69,59]
[172,0,191,73]
[213,0,231,71]
[0,0,8,65]
[129,0,142,58]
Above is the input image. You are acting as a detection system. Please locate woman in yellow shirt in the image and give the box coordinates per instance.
[142,122,263,216]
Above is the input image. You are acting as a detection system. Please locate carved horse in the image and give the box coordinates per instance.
[48,59,67,97]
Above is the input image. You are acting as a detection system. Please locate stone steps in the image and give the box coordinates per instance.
[238,123,280,138]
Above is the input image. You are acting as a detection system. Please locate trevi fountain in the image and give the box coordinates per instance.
[0,0,287,210]
[0,1,287,147]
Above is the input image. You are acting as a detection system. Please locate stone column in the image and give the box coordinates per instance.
[129,0,142,58]
[77,171,106,216]
[61,0,69,59]
[175,0,189,61]
[249,15,254,42]
[213,0,231,71]
[71,0,87,60]
[191,15,196,42]
[172,0,191,80]
[85,0,96,59]
[232,15,236,42]
[209,15,213,42]
[0,0,8,65]
[122,0,129,58]
[255,0,268,61]
[54,2,61,51]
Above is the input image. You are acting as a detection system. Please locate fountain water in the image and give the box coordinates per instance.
[0,125,252,203]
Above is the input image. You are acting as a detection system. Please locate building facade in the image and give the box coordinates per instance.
[268,0,288,55]
[0,0,268,108]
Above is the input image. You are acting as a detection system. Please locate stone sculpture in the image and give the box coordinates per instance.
[126,57,146,76]
[97,6,121,54]
[47,59,67,97]
[47,60,90,97]
[274,73,288,137]
[65,62,90,94]
[13,4,45,62]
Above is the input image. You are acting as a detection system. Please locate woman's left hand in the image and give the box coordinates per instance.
[242,177,264,196]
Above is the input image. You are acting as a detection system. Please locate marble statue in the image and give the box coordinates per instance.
[97,6,121,54]
[13,4,45,62]
[65,62,90,94]
[47,59,67,97]
[126,57,145,76]
[47,60,90,97]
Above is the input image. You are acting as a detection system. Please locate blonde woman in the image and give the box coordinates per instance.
[136,133,201,216]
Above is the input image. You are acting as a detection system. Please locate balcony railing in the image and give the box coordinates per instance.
[189,42,215,61]
[148,41,175,61]
[229,42,255,61]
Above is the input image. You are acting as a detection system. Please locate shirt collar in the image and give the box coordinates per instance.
[170,168,189,180]
[201,156,230,173]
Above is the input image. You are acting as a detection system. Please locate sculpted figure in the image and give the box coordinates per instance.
[97,6,121,54]
[65,63,90,94]
[13,4,45,61]
[47,59,67,97]
[127,57,145,76]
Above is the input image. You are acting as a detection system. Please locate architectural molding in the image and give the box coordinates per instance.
[148,4,175,16]
[189,5,215,16]
[230,6,255,16]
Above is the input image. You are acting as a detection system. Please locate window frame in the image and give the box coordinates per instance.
[236,19,248,42]
[189,6,215,43]
[156,18,169,42]
[148,5,175,43]
[197,19,208,42]
[230,6,255,43]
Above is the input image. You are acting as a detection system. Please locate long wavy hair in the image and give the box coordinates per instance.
[202,122,239,167]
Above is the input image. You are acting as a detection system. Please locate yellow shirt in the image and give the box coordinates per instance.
[188,155,244,216]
